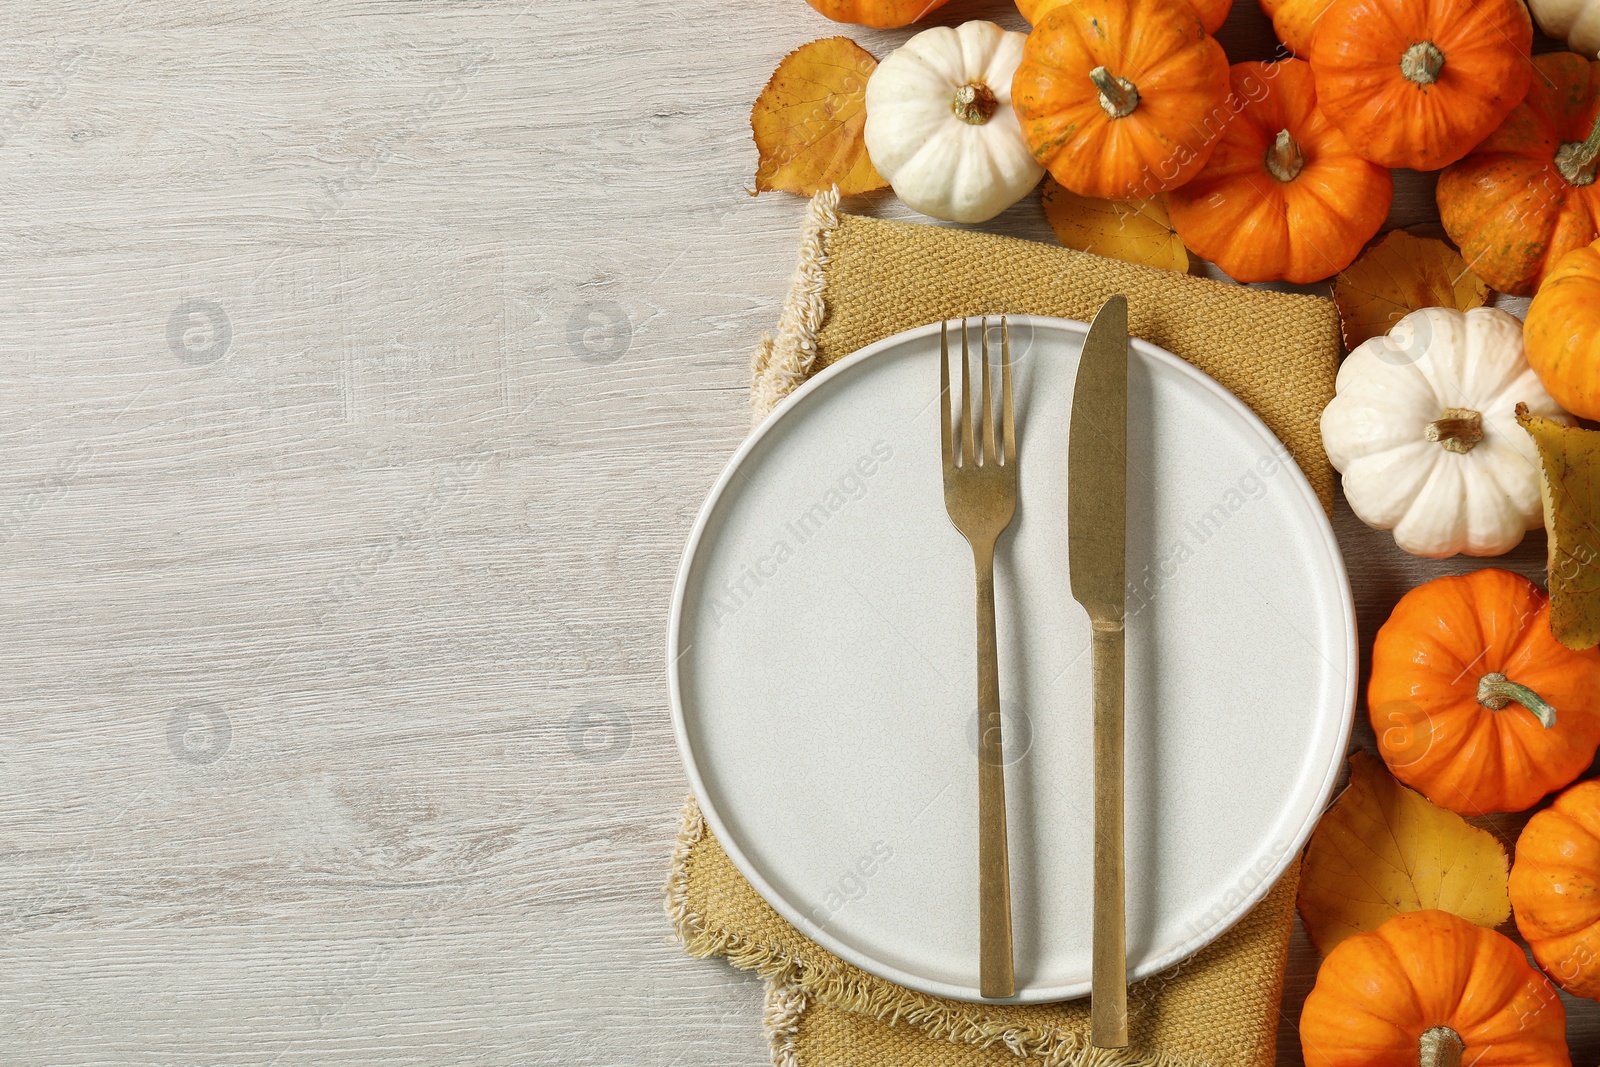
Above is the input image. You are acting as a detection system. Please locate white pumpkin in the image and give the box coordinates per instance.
[1321,306,1572,559]
[1527,0,1600,60]
[863,21,1043,224]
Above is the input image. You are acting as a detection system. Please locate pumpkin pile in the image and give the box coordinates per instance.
[1296,592,1600,1065]
[758,0,1600,435]
[778,0,1580,283]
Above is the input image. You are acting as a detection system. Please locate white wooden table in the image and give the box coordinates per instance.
[3,1,1592,1063]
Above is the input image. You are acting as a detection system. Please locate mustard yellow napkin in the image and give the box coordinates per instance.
[750,191,1338,512]
[672,799,1300,1067]
[671,188,1343,1067]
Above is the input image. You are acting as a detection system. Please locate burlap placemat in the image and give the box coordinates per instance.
[669,188,1343,1067]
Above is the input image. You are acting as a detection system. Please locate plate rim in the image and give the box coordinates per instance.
[667,315,1356,1003]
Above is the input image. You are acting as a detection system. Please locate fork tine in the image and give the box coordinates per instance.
[980,316,994,467]
[940,321,953,468]
[960,319,975,467]
[1001,317,1015,466]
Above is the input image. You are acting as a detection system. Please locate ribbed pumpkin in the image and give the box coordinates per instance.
[1018,0,1233,32]
[1011,0,1232,200]
[1525,241,1600,423]
[1369,569,1600,816]
[1258,0,1336,53]
[1438,52,1600,296]
[1167,60,1391,283]
[1511,780,1600,1000]
[804,0,951,26]
[1308,0,1534,171]
[1301,910,1569,1067]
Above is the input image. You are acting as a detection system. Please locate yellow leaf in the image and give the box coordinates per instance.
[1518,404,1600,650]
[1040,178,1189,273]
[1331,230,1489,350]
[1297,751,1510,956]
[751,38,887,198]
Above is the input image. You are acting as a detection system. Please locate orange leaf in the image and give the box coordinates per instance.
[1297,751,1510,956]
[1518,405,1600,650]
[751,38,887,197]
[1332,231,1489,350]
[1040,178,1189,273]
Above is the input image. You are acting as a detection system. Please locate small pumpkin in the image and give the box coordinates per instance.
[1437,53,1600,297]
[1300,910,1569,1067]
[1017,0,1233,33]
[1320,307,1571,558]
[864,22,1043,223]
[1258,0,1336,54]
[1166,60,1391,283]
[1010,0,1231,200]
[804,0,951,27]
[1307,0,1533,171]
[1369,568,1600,816]
[1525,241,1600,423]
[1511,780,1600,1000]
[1527,0,1600,57]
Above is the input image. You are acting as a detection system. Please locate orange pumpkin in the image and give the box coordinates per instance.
[1011,0,1231,200]
[1018,0,1233,33]
[1166,60,1391,283]
[1511,780,1600,1000]
[1301,910,1569,1067]
[803,0,950,26]
[1437,53,1600,296]
[1525,238,1600,421]
[1307,0,1533,171]
[1258,0,1336,54]
[1368,569,1600,816]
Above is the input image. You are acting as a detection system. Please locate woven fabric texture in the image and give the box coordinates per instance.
[751,190,1339,512]
[671,797,1302,1067]
[675,188,1342,1067]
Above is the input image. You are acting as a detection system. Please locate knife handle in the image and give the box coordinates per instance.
[1091,622,1127,1048]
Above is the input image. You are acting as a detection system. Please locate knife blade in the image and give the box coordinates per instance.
[1069,296,1129,1049]
[1070,297,1129,625]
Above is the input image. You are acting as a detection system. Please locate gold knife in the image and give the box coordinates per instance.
[1069,297,1129,1049]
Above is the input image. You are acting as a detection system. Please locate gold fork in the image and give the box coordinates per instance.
[940,316,1018,1000]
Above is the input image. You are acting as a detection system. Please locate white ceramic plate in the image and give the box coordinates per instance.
[669,316,1355,1003]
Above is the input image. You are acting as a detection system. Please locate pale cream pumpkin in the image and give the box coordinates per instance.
[1527,0,1600,56]
[1320,307,1571,558]
[864,21,1043,223]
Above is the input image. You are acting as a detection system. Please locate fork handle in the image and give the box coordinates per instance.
[1090,622,1128,1047]
[974,543,1015,1000]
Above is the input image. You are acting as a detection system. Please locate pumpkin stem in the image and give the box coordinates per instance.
[952,82,999,125]
[1424,408,1484,454]
[1478,672,1559,728]
[1089,66,1140,120]
[1554,108,1600,186]
[1400,41,1445,86]
[1265,129,1305,182]
[1418,1027,1464,1067]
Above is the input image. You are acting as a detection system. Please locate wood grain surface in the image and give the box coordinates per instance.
[1,1,1589,1064]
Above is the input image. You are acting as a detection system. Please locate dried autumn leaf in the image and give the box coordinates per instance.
[1040,178,1189,272]
[1332,230,1489,350]
[1518,404,1600,650]
[1297,750,1510,955]
[751,37,887,197]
